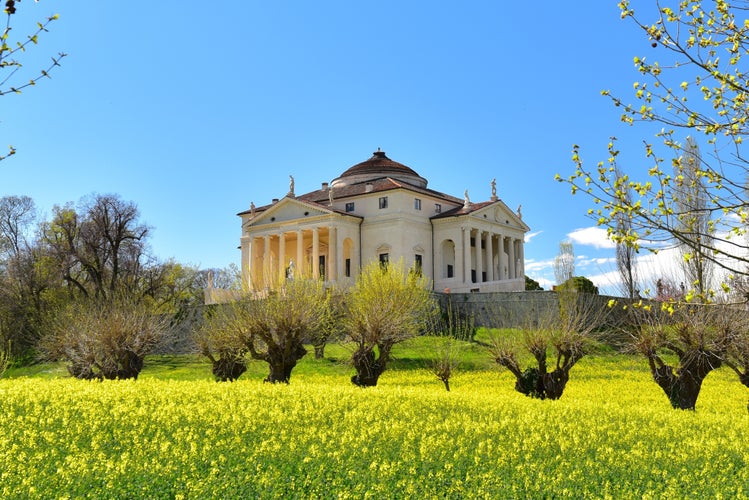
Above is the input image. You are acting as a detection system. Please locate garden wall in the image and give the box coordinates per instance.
[435,290,626,330]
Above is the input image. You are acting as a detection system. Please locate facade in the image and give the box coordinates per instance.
[238,150,529,293]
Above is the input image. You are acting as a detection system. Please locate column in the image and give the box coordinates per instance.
[328,226,338,282]
[499,235,506,280]
[240,236,252,290]
[508,237,516,280]
[486,232,494,282]
[336,228,344,282]
[518,238,525,278]
[312,227,320,278]
[296,229,304,277]
[278,231,286,281]
[463,227,471,285]
[475,230,483,283]
[263,235,271,285]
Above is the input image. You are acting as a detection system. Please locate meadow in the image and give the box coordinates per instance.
[1,340,747,499]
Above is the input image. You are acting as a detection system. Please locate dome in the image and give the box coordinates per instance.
[330,149,428,188]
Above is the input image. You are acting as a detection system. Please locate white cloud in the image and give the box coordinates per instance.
[567,227,616,250]
[524,258,555,273]
[524,231,542,243]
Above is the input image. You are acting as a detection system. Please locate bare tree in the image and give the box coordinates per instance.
[675,137,714,297]
[343,260,438,387]
[485,293,609,400]
[1,1,66,161]
[0,195,35,258]
[429,297,475,392]
[614,167,640,299]
[554,241,575,287]
[0,339,9,377]
[620,300,749,410]
[44,194,151,301]
[197,275,332,383]
[41,298,171,380]
[195,305,248,382]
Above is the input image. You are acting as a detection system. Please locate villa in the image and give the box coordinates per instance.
[238,149,529,293]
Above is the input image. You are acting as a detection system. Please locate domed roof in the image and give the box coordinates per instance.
[331,149,428,188]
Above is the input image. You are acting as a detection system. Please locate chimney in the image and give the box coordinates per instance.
[322,182,329,190]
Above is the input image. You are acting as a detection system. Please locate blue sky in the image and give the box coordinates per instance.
[2,1,673,294]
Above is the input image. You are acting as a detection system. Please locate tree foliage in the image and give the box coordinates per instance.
[0,194,207,362]
[558,275,600,295]
[44,194,151,301]
[524,275,544,291]
[343,260,438,387]
[558,0,749,298]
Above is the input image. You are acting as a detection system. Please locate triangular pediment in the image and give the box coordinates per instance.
[243,197,334,228]
[473,201,529,231]
[433,200,529,232]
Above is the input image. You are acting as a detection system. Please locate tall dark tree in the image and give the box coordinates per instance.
[44,194,150,301]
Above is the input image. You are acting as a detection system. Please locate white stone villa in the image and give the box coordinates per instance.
[238,149,529,293]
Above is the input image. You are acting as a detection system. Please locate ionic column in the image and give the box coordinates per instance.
[463,227,471,284]
[263,235,271,286]
[518,238,525,278]
[240,236,252,290]
[328,226,337,282]
[486,232,494,282]
[312,227,320,278]
[475,230,483,283]
[508,237,516,280]
[278,231,286,281]
[296,229,304,277]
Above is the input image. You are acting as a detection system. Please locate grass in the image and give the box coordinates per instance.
[1,351,747,498]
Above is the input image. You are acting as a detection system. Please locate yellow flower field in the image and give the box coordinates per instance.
[0,358,747,499]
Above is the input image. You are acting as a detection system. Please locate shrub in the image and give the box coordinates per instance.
[40,299,171,380]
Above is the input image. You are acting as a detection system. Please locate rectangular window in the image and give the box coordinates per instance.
[447,264,454,278]
[414,254,422,275]
[379,253,389,268]
[414,198,421,210]
[435,203,442,214]
[345,202,355,212]
[470,237,476,247]
[345,258,351,277]
[379,197,388,209]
